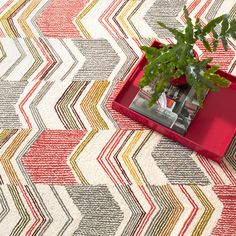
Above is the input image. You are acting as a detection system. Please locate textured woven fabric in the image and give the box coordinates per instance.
[0,0,236,235]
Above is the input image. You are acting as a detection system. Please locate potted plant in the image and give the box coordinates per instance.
[139,6,236,107]
[111,6,236,162]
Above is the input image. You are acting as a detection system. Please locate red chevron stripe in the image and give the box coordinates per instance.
[104,0,124,38]
[25,186,47,235]
[136,185,156,235]
[19,184,41,236]
[97,130,121,186]
[33,38,55,81]
[107,81,144,129]
[196,40,235,71]
[197,155,225,185]
[105,130,128,185]
[23,130,86,184]
[187,0,201,13]
[195,0,212,18]
[0,0,14,14]
[179,185,198,235]
[36,0,89,38]
[219,162,236,185]
[98,0,123,38]
[19,80,42,129]
[213,186,236,235]
[113,131,134,185]
[0,28,5,37]
[180,0,201,22]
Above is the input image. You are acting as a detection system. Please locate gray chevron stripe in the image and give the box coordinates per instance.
[144,0,186,38]
[151,137,210,185]
[229,3,236,20]
[8,185,30,236]
[50,186,73,236]
[25,185,52,236]
[0,41,6,63]
[29,81,54,130]
[66,185,124,236]
[22,38,43,81]
[115,39,138,81]
[60,39,78,81]
[127,0,145,40]
[55,81,84,130]
[119,185,145,236]
[205,0,224,20]
[100,39,138,128]
[15,131,53,235]
[225,135,236,171]
[0,39,25,81]
[0,81,27,129]
[146,186,175,236]
[0,187,10,224]
[16,130,42,185]
[139,38,154,48]
[72,39,120,80]
[43,38,61,81]
[28,183,53,236]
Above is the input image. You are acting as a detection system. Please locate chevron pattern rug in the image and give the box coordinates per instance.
[0,0,236,235]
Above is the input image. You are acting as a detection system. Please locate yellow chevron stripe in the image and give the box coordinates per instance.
[191,185,215,235]
[75,0,99,39]
[70,130,97,185]
[18,0,41,37]
[0,41,6,62]
[81,80,109,130]
[0,0,27,38]
[21,38,43,81]
[118,0,137,38]
[0,129,13,141]
[0,129,31,185]
[122,131,143,186]
[162,185,184,235]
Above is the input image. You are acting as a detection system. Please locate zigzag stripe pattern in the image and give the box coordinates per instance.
[144,0,187,38]
[66,185,124,235]
[0,81,27,128]
[151,138,210,185]
[23,130,86,184]
[0,0,236,235]
[35,0,90,38]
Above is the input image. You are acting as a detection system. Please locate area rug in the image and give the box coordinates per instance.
[0,0,236,235]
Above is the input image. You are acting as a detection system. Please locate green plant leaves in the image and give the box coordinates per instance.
[204,64,231,87]
[229,19,236,39]
[202,38,212,52]
[202,15,225,35]
[139,5,232,107]
[140,46,160,62]
[221,37,228,51]
[148,77,169,107]
[157,21,185,42]
[200,14,235,52]
[221,15,229,35]
[184,5,194,44]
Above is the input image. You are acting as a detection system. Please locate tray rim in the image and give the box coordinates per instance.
[112,40,236,163]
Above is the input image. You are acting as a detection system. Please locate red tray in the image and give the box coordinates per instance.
[112,41,236,162]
